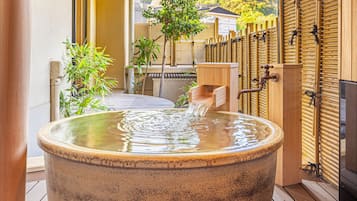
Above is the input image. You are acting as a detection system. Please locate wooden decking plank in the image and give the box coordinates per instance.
[26,180,47,201]
[317,182,338,201]
[284,184,316,201]
[26,181,38,193]
[273,186,294,201]
[302,180,336,201]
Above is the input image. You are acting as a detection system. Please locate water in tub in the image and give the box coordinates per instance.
[50,105,271,154]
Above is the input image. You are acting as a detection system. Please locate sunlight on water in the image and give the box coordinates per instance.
[50,109,272,154]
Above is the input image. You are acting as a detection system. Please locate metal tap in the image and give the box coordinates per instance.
[237,65,279,99]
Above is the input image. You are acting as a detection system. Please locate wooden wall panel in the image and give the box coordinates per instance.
[340,0,357,81]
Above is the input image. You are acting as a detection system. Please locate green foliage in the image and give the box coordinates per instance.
[143,0,205,41]
[128,37,160,94]
[218,0,277,30]
[143,0,205,97]
[175,81,198,108]
[60,40,118,117]
[132,37,160,74]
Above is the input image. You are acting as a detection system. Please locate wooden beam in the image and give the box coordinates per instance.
[352,0,357,81]
[0,0,30,200]
[341,0,352,80]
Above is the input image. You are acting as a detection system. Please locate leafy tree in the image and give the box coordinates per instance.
[143,0,205,97]
[197,0,219,4]
[217,0,277,30]
[199,0,278,29]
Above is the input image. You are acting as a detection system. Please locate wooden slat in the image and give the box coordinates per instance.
[284,184,315,201]
[301,180,336,201]
[317,182,338,200]
[273,186,294,201]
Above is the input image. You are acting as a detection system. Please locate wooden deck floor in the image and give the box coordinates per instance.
[26,177,338,201]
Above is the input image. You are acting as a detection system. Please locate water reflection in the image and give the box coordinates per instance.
[50,109,272,154]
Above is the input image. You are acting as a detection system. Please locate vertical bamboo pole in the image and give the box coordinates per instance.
[217,35,221,62]
[246,24,252,114]
[278,0,284,63]
[0,0,30,200]
[265,21,270,117]
[295,0,301,63]
[239,31,244,112]
[313,0,322,170]
[255,24,260,116]
[214,18,219,38]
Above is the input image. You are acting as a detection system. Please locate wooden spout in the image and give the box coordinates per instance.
[189,85,226,109]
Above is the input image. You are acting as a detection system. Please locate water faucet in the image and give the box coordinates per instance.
[237,65,279,99]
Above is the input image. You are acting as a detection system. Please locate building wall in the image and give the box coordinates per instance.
[96,0,126,89]
[28,0,72,156]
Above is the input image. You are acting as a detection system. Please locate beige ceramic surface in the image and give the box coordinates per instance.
[38,109,283,201]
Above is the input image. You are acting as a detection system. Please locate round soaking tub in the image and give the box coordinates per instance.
[38,109,283,201]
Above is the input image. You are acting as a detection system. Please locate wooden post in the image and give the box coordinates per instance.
[269,64,302,186]
[214,18,219,38]
[0,0,30,200]
[278,0,284,63]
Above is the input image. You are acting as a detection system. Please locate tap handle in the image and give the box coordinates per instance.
[251,78,259,83]
[260,64,274,70]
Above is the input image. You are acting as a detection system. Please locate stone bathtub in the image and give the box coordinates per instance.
[38,109,283,201]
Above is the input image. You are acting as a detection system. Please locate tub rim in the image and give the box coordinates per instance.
[37,109,283,169]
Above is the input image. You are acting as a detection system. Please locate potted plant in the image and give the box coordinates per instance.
[60,40,118,117]
[143,0,204,97]
[129,36,160,95]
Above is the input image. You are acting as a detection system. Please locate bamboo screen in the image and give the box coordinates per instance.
[205,0,340,185]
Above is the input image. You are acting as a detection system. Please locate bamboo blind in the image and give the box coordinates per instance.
[319,0,339,186]
[300,0,319,170]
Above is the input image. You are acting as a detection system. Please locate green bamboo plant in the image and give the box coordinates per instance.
[129,36,160,94]
[175,81,198,108]
[60,40,118,117]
